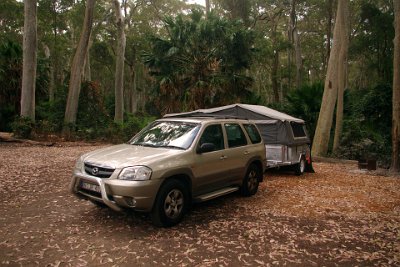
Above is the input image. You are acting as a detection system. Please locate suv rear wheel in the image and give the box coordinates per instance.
[151,179,189,227]
[241,164,261,196]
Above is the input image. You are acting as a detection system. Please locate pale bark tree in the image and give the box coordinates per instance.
[43,44,55,102]
[333,0,350,152]
[391,0,400,173]
[20,0,37,120]
[312,0,349,157]
[206,0,211,14]
[83,46,91,81]
[325,0,333,70]
[113,0,126,123]
[288,0,302,90]
[63,0,96,133]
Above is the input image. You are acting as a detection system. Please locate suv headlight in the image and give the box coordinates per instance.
[118,166,152,181]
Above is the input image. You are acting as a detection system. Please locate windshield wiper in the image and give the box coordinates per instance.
[131,143,184,150]
[162,145,185,150]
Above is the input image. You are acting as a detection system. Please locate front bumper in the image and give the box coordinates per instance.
[70,171,162,212]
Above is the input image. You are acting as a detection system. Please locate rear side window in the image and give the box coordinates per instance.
[291,122,307,138]
[244,124,262,144]
[224,123,247,148]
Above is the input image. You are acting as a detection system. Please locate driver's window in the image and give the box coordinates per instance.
[199,125,224,151]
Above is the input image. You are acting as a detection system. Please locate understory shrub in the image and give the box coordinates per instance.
[11,116,34,139]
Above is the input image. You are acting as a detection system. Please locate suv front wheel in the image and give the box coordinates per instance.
[151,179,189,227]
[241,163,261,196]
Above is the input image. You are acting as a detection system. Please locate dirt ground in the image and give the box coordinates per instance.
[0,143,399,267]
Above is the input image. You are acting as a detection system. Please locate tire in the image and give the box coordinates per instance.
[151,179,189,227]
[294,156,306,176]
[241,164,261,197]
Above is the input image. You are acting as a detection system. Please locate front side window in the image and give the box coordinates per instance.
[129,121,200,149]
[224,123,247,148]
[244,124,262,144]
[198,124,224,151]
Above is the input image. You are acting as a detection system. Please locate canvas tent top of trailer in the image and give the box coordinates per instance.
[165,103,314,174]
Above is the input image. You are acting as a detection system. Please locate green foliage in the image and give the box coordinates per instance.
[143,9,256,114]
[0,0,23,42]
[11,116,34,139]
[350,2,394,85]
[0,40,22,131]
[105,113,156,143]
[278,83,324,141]
[70,81,111,140]
[335,84,392,166]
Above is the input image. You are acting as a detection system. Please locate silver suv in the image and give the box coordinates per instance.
[70,117,266,227]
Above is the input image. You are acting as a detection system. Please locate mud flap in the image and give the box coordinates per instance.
[305,144,315,173]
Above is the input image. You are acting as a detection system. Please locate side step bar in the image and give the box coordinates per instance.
[194,187,239,203]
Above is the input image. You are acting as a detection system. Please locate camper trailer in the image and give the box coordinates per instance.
[165,104,313,175]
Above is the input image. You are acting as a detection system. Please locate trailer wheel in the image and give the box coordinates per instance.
[294,156,306,176]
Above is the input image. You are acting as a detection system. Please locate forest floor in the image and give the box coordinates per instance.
[0,142,399,266]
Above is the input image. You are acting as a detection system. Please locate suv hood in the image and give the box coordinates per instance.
[82,144,184,168]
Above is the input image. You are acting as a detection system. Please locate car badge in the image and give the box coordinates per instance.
[92,167,99,176]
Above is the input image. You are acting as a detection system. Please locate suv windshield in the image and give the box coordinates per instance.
[129,121,200,150]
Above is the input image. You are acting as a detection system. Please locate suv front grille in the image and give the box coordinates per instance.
[84,163,115,178]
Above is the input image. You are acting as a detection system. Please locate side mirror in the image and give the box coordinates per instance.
[197,143,216,154]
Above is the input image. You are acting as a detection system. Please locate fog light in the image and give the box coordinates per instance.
[125,197,136,207]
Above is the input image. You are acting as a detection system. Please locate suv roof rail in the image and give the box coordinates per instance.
[165,113,249,120]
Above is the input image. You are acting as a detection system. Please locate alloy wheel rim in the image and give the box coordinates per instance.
[164,189,184,219]
[247,170,258,191]
[300,159,305,173]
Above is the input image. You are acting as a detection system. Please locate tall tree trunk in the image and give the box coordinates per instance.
[312,0,348,157]
[20,0,37,120]
[294,31,302,89]
[113,0,126,123]
[50,0,57,102]
[83,46,91,81]
[289,0,302,89]
[391,0,400,173]
[205,0,211,14]
[130,65,138,114]
[333,0,350,152]
[272,50,280,102]
[325,0,333,71]
[43,44,55,102]
[63,0,96,134]
[287,0,294,91]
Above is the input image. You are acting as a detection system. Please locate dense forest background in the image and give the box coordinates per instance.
[0,0,398,169]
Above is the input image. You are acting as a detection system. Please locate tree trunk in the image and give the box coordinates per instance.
[287,0,294,91]
[294,30,302,89]
[43,44,55,102]
[113,0,126,123]
[20,0,37,120]
[272,50,280,102]
[63,0,96,133]
[83,46,91,81]
[205,0,211,14]
[289,0,302,89]
[312,0,348,157]
[325,0,333,71]
[391,0,400,173]
[333,0,350,153]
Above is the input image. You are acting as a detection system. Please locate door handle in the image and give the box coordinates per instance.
[244,151,250,155]
[220,155,227,160]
